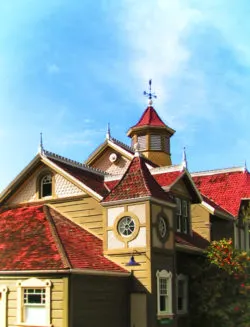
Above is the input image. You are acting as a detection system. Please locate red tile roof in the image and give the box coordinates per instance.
[103,155,173,203]
[175,231,209,250]
[132,106,166,128]
[153,171,183,188]
[193,170,250,217]
[48,157,109,197]
[0,205,126,273]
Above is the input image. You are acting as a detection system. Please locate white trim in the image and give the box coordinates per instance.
[150,164,183,174]
[201,201,215,214]
[191,166,245,177]
[0,285,8,327]
[105,174,123,182]
[201,201,234,220]
[42,156,103,200]
[156,270,173,316]
[107,139,134,159]
[177,274,188,315]
[16,278,52,327]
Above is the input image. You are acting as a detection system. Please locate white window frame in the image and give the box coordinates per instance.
[177,274,188,314]
[175,198,182,232]
[17,278,52,327]
[156,270,172,316]
[0,285,8,327]
[40,174,52,198]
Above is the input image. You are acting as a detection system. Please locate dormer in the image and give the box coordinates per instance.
[127,104,175,167]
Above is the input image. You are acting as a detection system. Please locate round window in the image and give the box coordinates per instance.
[118,216,135,237]
[157,215,169,241]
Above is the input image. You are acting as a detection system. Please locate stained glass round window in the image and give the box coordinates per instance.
[118,216,135,237]
[157,215,169,241]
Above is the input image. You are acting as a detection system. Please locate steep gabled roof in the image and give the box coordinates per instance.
[192,167,250,217]
[0,205,126,273]
[102,155,173,203]
[132,106,166,128]
[175,231,209,251]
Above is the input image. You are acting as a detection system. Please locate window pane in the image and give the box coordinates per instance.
[178,297,183,311]
[41,174,52,197]
[25,306,47,325]
[160,295,166,311]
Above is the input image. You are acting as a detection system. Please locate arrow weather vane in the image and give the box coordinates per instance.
[143,79,157,105]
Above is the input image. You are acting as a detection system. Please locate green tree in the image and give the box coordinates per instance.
[189,239,250,327]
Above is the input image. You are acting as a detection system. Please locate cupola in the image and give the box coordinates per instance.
[127,80,175,167]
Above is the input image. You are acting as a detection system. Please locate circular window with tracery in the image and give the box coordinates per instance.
[118,216,135,237]
[157,214,170,242]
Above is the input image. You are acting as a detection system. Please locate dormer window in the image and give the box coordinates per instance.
[40,174,52,198]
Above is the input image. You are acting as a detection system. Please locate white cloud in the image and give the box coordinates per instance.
[117,0,201,105]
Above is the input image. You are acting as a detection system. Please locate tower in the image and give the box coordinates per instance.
[127,80,175,167]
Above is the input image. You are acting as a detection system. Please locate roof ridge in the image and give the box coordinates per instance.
[43,149,107,176]
[43,206,71,269]
[151,164,183,174]
[191,166,245,177]
[110,137,135,153]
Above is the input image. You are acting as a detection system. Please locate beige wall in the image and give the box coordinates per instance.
[191,204,211,241]
[51,196,103,238]
[0,275,68,327]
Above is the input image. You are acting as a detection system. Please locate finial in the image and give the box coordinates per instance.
[38,132,44,155]
[182,147,187,170]
[106,123,111,140]
[244,160,248,172]
[143,79,157,106]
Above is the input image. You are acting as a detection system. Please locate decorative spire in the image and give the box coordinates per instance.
[38,132,44,155]
[143,79,157,106]
[244,160,248,172]
[106,123,111,140]
[182,147,187,170]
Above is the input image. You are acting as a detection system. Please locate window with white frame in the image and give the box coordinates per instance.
[175,197,190,234]
[177,274,188,314]
[156,270,172,316]
[0,285,8,327]
[40,174,52,198]
[17,278,52,326]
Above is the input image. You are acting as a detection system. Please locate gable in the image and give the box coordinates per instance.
[7,165,85,205]
[90,146,131,175]
[171,179,192,200]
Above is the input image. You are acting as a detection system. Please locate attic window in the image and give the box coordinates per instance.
[40,174,52,198]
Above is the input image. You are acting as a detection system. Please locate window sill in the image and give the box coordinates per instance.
[16,324,52,327]
[157,313,174,320]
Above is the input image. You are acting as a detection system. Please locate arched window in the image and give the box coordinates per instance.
[40,174,52,198]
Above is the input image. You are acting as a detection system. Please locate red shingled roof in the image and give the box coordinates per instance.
[153,171,183,188]
[175,231,209,250]
[103,155,173,203]
[132,106,166,128]
[0,205,125,273]
[193,170,250,217]
[48,157,109,197]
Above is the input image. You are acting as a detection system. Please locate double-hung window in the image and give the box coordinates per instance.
[177,274,188,314]
[175,197,189,234]
[17,278,52,326]
[156,270,172,316]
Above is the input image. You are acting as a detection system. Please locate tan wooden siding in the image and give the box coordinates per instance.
[51,197,103,238]
[70,274,129,327]
[0,276,68,327]
[191,204,211,241]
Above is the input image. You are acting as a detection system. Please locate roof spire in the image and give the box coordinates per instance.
[182,147,187,170]
[38,132,44,155]
[143,79,157,106]
[106,123,111,140]
[244,160,248,172]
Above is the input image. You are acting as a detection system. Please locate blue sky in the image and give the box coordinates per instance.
[1,0,250,191]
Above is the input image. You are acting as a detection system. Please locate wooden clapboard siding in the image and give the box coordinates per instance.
[191,204,211,241]
[51,196,103,238]
[0,276,68,327]
[70,274,129,327]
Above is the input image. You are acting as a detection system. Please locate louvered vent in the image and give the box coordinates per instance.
[150,135,161,150]
[138,135,147,150]
[165,136,170,153]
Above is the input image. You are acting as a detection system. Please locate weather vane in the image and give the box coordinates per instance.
[143,79,157,105]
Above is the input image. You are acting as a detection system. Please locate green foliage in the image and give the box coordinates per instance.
[189,239,250,327]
